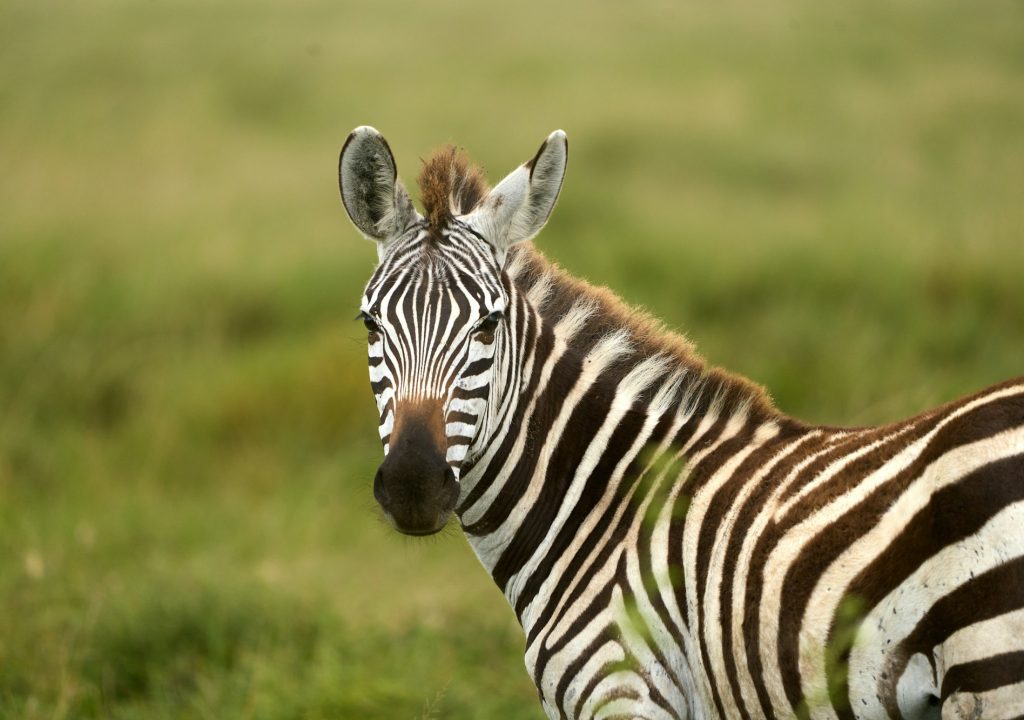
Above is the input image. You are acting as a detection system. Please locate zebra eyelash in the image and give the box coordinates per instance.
[474,310,504,333]
[356,310,380,333]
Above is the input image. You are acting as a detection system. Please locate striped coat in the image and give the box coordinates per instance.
[339,127,1024,719]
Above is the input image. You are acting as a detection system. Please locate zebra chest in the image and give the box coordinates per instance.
[525,608,698,720]
[517,544,710,720]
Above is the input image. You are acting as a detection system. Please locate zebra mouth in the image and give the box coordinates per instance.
[397,525,446,537]
[374,460,459,536]
[381,509,453,536]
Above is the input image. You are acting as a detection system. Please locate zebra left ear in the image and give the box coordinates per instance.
[465,130,567,255]
[339,126,420,252]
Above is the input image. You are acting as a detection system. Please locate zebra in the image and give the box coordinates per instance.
[337,126,1024,720]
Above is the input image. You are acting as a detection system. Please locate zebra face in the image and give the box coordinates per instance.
[359,231,507,535]
[339,126,567,535]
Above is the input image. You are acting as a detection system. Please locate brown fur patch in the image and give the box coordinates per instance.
[391,397,447,450]
[418,146,490,230]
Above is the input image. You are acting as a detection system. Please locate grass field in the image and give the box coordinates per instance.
[1,0,1022,717]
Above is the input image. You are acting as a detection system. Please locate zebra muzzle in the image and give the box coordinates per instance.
[373,412,459,536]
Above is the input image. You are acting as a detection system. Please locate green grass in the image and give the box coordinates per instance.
[1,0,1022,717]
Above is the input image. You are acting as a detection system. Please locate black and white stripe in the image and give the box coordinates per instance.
[362,223,508,473]
[340,127,1024,719]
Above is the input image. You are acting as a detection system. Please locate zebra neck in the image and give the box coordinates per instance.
[457,245,783,631]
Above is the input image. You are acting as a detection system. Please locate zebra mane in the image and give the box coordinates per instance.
[507,244,780,422]
[418,146,490,232]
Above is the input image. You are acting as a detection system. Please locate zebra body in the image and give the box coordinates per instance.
[338,127,1024,719]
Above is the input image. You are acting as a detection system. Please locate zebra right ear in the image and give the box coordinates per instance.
[464,130,567,258]
[339,126,420,249]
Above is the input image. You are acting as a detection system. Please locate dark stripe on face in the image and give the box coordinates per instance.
[462,357,494,378]
[379,398,394,426]
[362,225,512,489]
[449,384,490,403]
[457,288,539,501]
[446,411,478,426]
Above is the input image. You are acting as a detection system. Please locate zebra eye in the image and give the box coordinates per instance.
[476,310,504,333]
[358,311,380,333]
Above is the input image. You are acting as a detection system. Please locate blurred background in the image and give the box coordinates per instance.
[1,0,1022,717]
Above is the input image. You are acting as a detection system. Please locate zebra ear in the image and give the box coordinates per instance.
[466,130,567,254]
[339,126,420,248]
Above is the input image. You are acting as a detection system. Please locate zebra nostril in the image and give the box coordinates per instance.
[373,467,389,506]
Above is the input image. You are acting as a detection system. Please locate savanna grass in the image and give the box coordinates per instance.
[1,0,1022,716]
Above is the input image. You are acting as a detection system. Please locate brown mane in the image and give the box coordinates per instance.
[508,244,780,422]
[417,146,490,231]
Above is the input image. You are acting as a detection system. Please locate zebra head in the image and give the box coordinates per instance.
[339,127,568,535]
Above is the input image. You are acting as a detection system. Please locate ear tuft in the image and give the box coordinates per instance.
[338,126,418,244]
